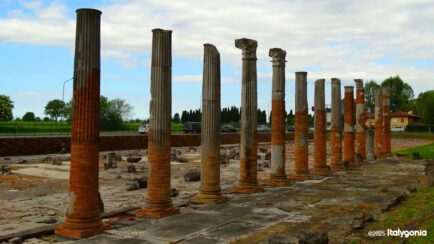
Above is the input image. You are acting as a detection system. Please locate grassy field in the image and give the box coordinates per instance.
[362,185,434,243]
[0,121,185,135]
[393,142,434,160]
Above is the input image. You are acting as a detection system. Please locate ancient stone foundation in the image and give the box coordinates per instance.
[311,79,330,176]
[136,29,179,218]
[330,78,344,171]
[233,38,263,193]
[290,72,312,180]
[191,44,227,204]
[268,48,290,186]
[55,8,109,239]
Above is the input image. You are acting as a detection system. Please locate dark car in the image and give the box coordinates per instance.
[287,126,295,132]
[183,122,201,134]
[221,125,237,133]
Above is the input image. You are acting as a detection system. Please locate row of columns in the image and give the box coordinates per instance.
[56,8,392,239]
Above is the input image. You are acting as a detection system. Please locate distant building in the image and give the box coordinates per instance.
[365,110,421,128]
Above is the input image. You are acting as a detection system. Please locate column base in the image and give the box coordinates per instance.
[289,172,313,181]
[190,193,228,204]
[310,167,331,176]
[232,183,264,194]
[136,205,180,219]
[330,163,346,171]
[267,176,291,186]
[55,223,110,240]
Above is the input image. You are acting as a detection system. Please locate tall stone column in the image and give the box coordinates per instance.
[374,86,383,159]
[267,48,290,186]
[366,107,375,161]
[136,29,179,218]
[233,38,262,193]
[191,44,227,204]
[354,79,366,163]
[55,9,108,239]
[311,79,330,176]
[290,72,312,180]
[344,86,357,168]
[382,87,391,157]
[330,78,344,171]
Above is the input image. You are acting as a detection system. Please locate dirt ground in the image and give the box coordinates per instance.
[0,138,431,243]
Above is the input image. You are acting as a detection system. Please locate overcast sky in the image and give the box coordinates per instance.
[1,0,433,119]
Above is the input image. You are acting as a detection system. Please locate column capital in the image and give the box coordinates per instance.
[269,48,286,67]
[235,38,257,59]
[344,86,354,92]
[354,79,363,89]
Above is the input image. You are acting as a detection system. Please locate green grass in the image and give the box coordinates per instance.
[363,186,434,243]
[0,121,185,135]
[391,132,434,140]
[393,142,434,160]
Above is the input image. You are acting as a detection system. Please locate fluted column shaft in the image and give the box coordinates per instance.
[330,78,344,171]
[191,44,227,203]
[355,79,366,163]
[56,9,108,239]
[382,87,391,156]
[268,48,289,186]
[374,87,383,159]
[311,79,330,176]
[233,38,262,193]
[291,72,312,180]
[344,86,356,168]
[136,29,179,218]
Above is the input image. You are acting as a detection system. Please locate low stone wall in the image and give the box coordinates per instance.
[0,133,308,157]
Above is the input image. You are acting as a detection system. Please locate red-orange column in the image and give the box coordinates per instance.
[374,87,383,159]
[382,87,391,157]
[136,29,179,218]
[330,78,344,171]
[344,86,356,168]
[311,79,330,176]
[290,72,312,181]
[355,79,366,164]
[55,8,109,239]
[233,38,263,193]
[268,48,290,186]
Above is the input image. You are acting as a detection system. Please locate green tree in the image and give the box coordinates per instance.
[0,95,14,121]
[381,76,414,112]
[414,90,434,124]
[364,80,379,111]
[173,113,180,123]
[44,99,66,121]
[22,112,36,121]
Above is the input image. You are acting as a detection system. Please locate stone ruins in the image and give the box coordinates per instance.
[39,8,396,240]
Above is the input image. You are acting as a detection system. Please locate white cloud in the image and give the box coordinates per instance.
[1,0,434,116]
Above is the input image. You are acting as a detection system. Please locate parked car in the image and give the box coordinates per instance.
[221,125,237,133]
[309,127,315,132]
[257,124,271,133]
[391,126,406,132]
[183,122,201,134]
[326,125,331,131]
[138,124,149,135]
[287,126,295,132]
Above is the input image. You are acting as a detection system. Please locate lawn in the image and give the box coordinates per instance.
[393,142,434,160]
[362,185,434,243]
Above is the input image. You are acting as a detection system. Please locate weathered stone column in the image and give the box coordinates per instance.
[366,114,375,161]
[268,48,290,186]
[311,79,330,176]
[290,72,312,180]
[136,29,179,218]
[55,9,108,239]
[330,78,344,171]
[191,44,227,204]
[344,86,357,168]
[382,87,391,157]
[233,38,263,193]
[355,79,366,163]
[374,86,383,159]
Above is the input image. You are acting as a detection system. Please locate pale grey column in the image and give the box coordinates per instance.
[330,78,344,171]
